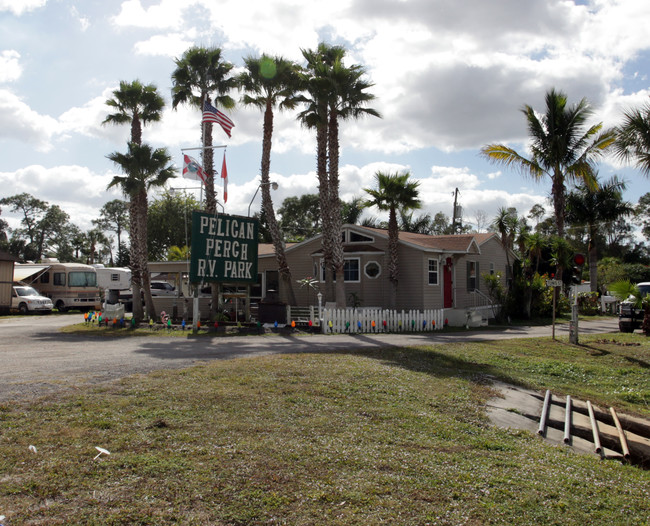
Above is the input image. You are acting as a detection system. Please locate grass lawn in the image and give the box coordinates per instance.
[0,332,648,525]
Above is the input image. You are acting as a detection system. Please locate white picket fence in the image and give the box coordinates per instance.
[321,308,445,334]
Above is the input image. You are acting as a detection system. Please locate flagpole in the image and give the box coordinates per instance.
[181,145,227,152]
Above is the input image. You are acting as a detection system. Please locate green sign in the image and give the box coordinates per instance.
[190,211,259,284]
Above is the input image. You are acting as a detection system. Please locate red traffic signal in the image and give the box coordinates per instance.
[573,253,586,267]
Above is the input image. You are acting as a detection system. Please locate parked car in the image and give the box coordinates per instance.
[618,282,650,332]
[12,285,54,314]
[150,281,180,296]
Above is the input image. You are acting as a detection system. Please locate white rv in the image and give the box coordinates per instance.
[15,261,102,312]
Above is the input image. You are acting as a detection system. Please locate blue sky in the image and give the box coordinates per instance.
[1,0,649,237]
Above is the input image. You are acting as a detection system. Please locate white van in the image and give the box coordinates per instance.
[12,285,54,314]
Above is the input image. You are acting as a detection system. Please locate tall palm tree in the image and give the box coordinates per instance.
[107,143,175,321]
[481,88,616,238]
[299,43,381,307]
[171,46,236,214]
[298,44,342,303]
[327,57,381,307]
[103,80,164,145]
[364,171,421,309]
[614,98,650,176]
[491,207,518,288]
[526,231,546,274]
[239,54,301,305]
[566,175,633,291]
[103,80,164,317]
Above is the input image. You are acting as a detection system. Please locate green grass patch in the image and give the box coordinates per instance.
[0,333,648,524]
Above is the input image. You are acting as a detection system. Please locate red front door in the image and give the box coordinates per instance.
[443,259,453,308]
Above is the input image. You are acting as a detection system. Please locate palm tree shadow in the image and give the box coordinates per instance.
[332,333,517,385]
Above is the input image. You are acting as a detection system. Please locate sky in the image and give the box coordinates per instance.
[1,0,649,240]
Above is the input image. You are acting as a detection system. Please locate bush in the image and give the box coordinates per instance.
[577,292,600,315]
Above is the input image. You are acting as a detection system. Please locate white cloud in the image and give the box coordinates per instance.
[0,0,47,15]
[0,50,22,83]
[0,165,120,231]
[134,33,195,57]
[0,89,59,151]
[112,0,184,29]
[69,6,90,31]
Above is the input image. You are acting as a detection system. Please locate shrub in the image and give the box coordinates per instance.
[577,292,600,315]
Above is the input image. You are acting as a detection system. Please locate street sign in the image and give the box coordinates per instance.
[190,211,259,284]
[546,279,562,287]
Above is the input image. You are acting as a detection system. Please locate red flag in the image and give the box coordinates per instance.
[203,100,234,138]
[182,154,207,183]
[221,152,228,203]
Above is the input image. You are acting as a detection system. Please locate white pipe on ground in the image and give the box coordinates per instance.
[563,395,572,444]
[587,401,602,454]
[610,407,631,460]
[538,390,551,435]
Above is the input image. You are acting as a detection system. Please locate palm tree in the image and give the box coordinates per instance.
[298,44,342,303]
[491,207,518,288]
[171,46,236,214]
[481,88,616,238]
[107,143,175,321]
[341,196,365,225]
[399,211,434,234]
[299,43,381,307]
[239,54,301,305]
[526,231,546,274]
[327,56,381,307]
[103,80,164,145]
[364,171,421,309]
[103,80,164,318]
[614,98,650,176]
[566,175,633,292]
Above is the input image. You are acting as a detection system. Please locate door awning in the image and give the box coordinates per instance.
[13,265,51,282]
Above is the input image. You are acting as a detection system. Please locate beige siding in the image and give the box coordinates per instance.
[257,230,512,310]
[0,261,13,308]
[477,237,509,290]
[421,254,444,309]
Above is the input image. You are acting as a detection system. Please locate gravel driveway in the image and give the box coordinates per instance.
[0,314,619,402]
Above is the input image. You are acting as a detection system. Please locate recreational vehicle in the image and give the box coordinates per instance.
[15,262,102,312]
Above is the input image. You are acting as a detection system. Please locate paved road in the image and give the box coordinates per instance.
[0,314,620,402]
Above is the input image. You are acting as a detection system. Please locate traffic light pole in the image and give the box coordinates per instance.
[569,253,585,345]
[569,285,579,344]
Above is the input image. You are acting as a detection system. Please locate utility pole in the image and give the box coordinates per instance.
[451,188,462,234]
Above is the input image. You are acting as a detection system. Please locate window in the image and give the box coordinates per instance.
[343,259,360,282]
[349,231,373,243]
[489,262,495,275]
[364,261,381,279]
[428,259,438,285]
[319,258,360,282]
[68,271,97,287]
[54,272,66,286]
[467,261,479,291]
[40,273,50,284]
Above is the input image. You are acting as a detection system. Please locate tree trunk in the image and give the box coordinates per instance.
[315,108,333,302]
[201,96,219,320]
[387,207,399,310]
[137,189,156,321]
[261,100,296,306]
[328,108,346,309]
[128,196,144,322]
[552,171,565,237]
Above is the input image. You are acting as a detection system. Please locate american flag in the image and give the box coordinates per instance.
[202,100,235,138]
